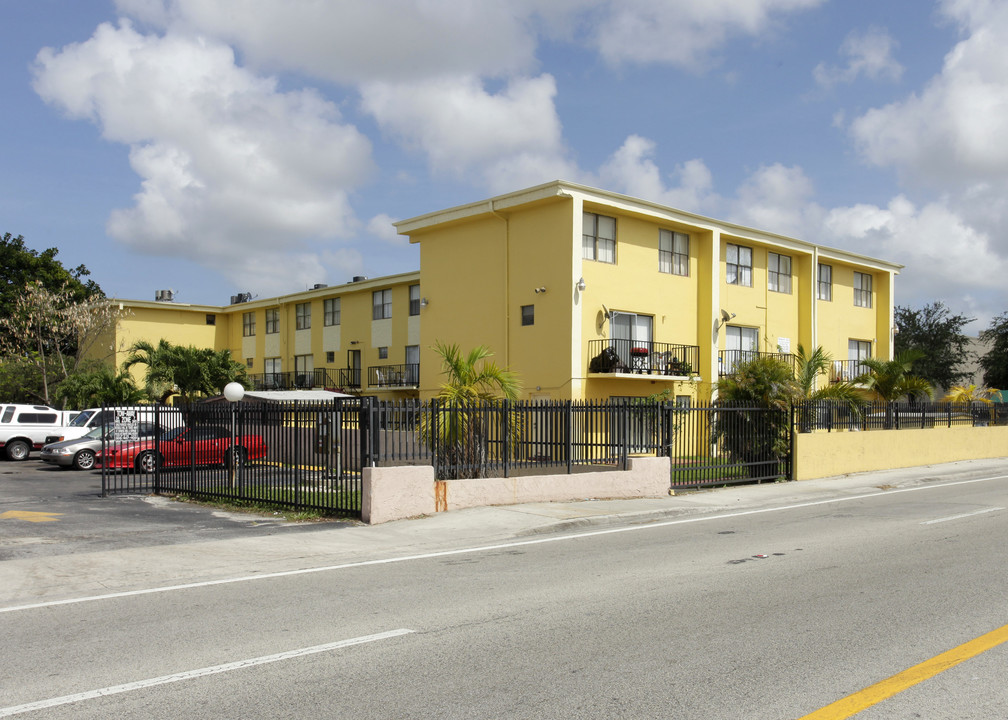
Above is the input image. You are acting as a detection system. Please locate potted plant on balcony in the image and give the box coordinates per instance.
[630,346,649,373]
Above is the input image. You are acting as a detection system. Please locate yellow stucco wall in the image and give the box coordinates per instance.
[795,426,1008,481]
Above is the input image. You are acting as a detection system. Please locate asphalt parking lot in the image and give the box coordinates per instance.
[0,457,357,561]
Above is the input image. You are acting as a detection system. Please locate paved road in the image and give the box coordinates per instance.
[2,458,1007,718]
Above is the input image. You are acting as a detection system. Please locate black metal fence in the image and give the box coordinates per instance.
[793,400,1004,432]
[99,400,368,515]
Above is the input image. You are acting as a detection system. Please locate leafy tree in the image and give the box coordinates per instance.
[53,363,147,408]
[1,232,101,325]
[715,355,797,480]
[420,342,521,479]
[123,340,248,405]
[0,280,121,405]
[894,302,973,390]
[979,313,1008,390]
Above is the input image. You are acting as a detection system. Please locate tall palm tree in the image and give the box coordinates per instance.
[54,364,147,408]
[421,342,521,479]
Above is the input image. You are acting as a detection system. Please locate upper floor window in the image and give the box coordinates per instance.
[768,252,792,294]
[854,272,872,308]
[726,244,752,287]
[521,304,534,326]
[242,311,255,337]
[296,302,311,330]
[265,308,279,334]
[373,289,392,320]
[324,297,340,326]
[659,229,689,276]
[818,263,832,301]
[409,284,421,316]
[583,212,616,264]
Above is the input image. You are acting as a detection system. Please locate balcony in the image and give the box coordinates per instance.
[587,339,699,377]
[830,359,868,383]
[248,368,357,391]
[368,363,420,389]
[718,350,798,377]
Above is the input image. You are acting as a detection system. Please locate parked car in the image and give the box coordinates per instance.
[60,406,184,442]
[40,422,164,471]
[96,425,267,473]
[0,404,77,461]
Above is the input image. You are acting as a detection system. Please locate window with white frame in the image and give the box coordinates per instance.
[818,263,832,301]
[846,339,872,381]
[768,252,792,294]
[726,244,753,286]
[324,297,340,326]
[659,229,689,276]
[264,357,281,386]
[242,311,255,337]
[583,212,616,263]
[409,284,420,316]
[611,311,653,366]
[265,308,279,334]
[854,272,872,307]
[723,325,758,373]
[296,302,311,330]
[405,345,419,384]
[372,289,392,320]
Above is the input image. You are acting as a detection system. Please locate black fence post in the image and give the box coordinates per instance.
[502,399,510,479]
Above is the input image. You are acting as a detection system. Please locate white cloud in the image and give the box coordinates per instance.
[849,3,1008,183]
[813,26,904,87]
[367,214,408,247]
[32,21,373,294]
[598,135,718,213]
[360,74,578,192]
[593,0,825,68]
[732,164,823,237]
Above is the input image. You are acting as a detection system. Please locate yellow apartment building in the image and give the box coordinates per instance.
[396,180,901,403]
[95,181,900,405]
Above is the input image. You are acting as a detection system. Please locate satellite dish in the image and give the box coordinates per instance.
[721,309,732,323]
[602,304,612,320]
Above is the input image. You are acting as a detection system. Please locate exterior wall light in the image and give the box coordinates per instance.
[420,297,429,307]
[576,277,586,292]
[534,287,547,294]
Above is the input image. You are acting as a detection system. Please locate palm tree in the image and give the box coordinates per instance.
[942,384,998,404]
[421,342,521,479]
[123,340,248,404]
[793,345,865,432]
[858,350,933,428]
[53,364,147,408]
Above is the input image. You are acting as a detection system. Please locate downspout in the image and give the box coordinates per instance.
[489,200,509,368]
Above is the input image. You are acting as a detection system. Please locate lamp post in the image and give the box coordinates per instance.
[224,382,245,489]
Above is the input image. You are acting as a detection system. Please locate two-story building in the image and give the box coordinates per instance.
[95,180,900,404]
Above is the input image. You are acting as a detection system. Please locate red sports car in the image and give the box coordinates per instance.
[96,425,267,472]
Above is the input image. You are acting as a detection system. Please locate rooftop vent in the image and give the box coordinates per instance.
[154,289,175,302]
[230,292,252,304]
[351,275,368,283]
[312,283,328,290]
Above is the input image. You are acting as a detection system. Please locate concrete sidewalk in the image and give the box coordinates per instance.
[2,458,1006,609]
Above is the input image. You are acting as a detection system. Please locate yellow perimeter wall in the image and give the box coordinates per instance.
[795,427,1008,481]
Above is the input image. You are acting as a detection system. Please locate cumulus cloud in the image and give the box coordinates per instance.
[732,164,824,237]
[593,0,825,68]
[32,20,373,295]
[598,136,719,213]
[360,74,578,192]
[813,26,904,87]
[367,214,408,247]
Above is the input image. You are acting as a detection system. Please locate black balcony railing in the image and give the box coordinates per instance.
[830,360,869,383]
[248,368,354,391]
[368,364,420,388]
[718,350,797,376]
[587,339,699,377]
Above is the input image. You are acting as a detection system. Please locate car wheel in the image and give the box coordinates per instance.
[225,446,247,469]
[73,449,96,471]
[5,439,30,462]
[136,450,160,474]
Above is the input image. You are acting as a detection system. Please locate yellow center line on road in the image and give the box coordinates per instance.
[798,623,1008,719]
[0,511,62,523]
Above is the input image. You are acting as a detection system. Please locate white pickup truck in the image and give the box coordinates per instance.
[0,404,78,461]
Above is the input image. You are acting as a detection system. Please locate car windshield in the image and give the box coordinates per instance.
[84,427,105,440]
[68,410,95,428]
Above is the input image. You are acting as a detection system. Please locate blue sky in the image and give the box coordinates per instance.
[3,0,1006,332]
